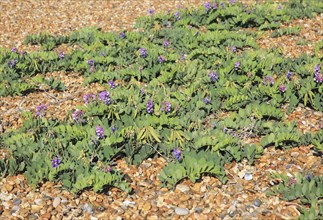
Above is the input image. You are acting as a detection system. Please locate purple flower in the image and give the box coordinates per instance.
[139,48,147,58]
[119,32,125,39]
[103,165,113,173]
[51,155,61,168]
[11,47,18,53]
[72,109,84,122]
[213,3,218,9]
[87,59,94,66]
[90,65,95,73]
[314,65,322,83]
[287,71,293,80]
[279,84,287,93]
[83,94,96,104]
[230,0,236,4]
[220,2,225,8]
[163,40,169,47]
[96,126,105,139]
[146,99,154,114]
[111,125,117,133]
[59,52,64,60]
[158,55,165,64]
[263,76,274,86]
[305,175,311,182]
[99,91,111,105]
[173,148,181,161]
[7,59,17,68]
[175,11,180,20]
[36,103,47,117]
[234,61,240,70]
[277,5,281,10]
[108,80,116,89]
[101,52,106,57]
[204,97,211,104]
[180,53,186,60]
[148,9,154,15]
[230,46,237,53]
[161,101,171,113]
[204,2,212,12]
[209,72,218,82]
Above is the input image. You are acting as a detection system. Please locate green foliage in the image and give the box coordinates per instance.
[0,0,322,193]
[271,26,301,38]
[159,150,227,188]
[268,172,323,219]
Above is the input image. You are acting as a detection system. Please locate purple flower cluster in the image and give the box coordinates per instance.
[279,84,287,93]
[180,53,186,61]
[72,109,84,122]
[314,64,322,83]
[230,46,237,53]
[99,91,111,105]
[209,72,218,82]
[234,61,240,70]
[263,76,274,86]
[204,97,211,104]
[102,165,113,173]
[163,40,169,47]
[36,103,47,117]
[220,2,225,8]
[87,59,94,66]
[139,48,147,58]
[59,52,64,60]
[83,94,96,104]
[230,0,236,4]
[96,126,105,139]
[148,9,154,15]
[146,99,154,114]
[287,71,293,80]
[51,155,61,168]
[158,55,165,64]
[111,125,117,133]
[204,2,212,12]
[173,148,181,161]
[161,101,171,113]
[119,32,125,39]
[278,5,281,10]
[7,59,17,68]
[108,80,116,89]
[11,47,18,53]
[174,11,181,20]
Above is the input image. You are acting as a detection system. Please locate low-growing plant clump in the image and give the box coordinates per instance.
[0,0,322,218]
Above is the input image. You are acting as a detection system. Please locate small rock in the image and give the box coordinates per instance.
[13,199,22,205]
[82,203,93,214]
[27,214,38,220]
[122,200,136,208]
[291,152,299,157]
[10,205,19,213]
[244,172,253,181]
[228,210,236,218]
[90,217,98,220]
[53,197,61,208]
[4,184,13,192]
[34,198,43,205]
[142,202,151,211]
[175,184,190,193]
[253,198,262,207]
[175,207,189,216]
[194,207,203,213]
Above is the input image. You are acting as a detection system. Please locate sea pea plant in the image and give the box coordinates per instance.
[0,0,322,194]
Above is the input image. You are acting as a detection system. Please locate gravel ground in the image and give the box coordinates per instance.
[0,0,322,219]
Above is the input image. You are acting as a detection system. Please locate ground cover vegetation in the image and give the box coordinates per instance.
[0,0,322,218]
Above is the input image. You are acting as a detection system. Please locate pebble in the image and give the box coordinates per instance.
[53,197,61,208]
[253,198,262,207]
[13,198,22,205]
[175,207,189,216]
[244,172,253,181]
[291,152,299,157]
[82,203,93,214]
[175,184,190,193]
[194,207,203,213]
